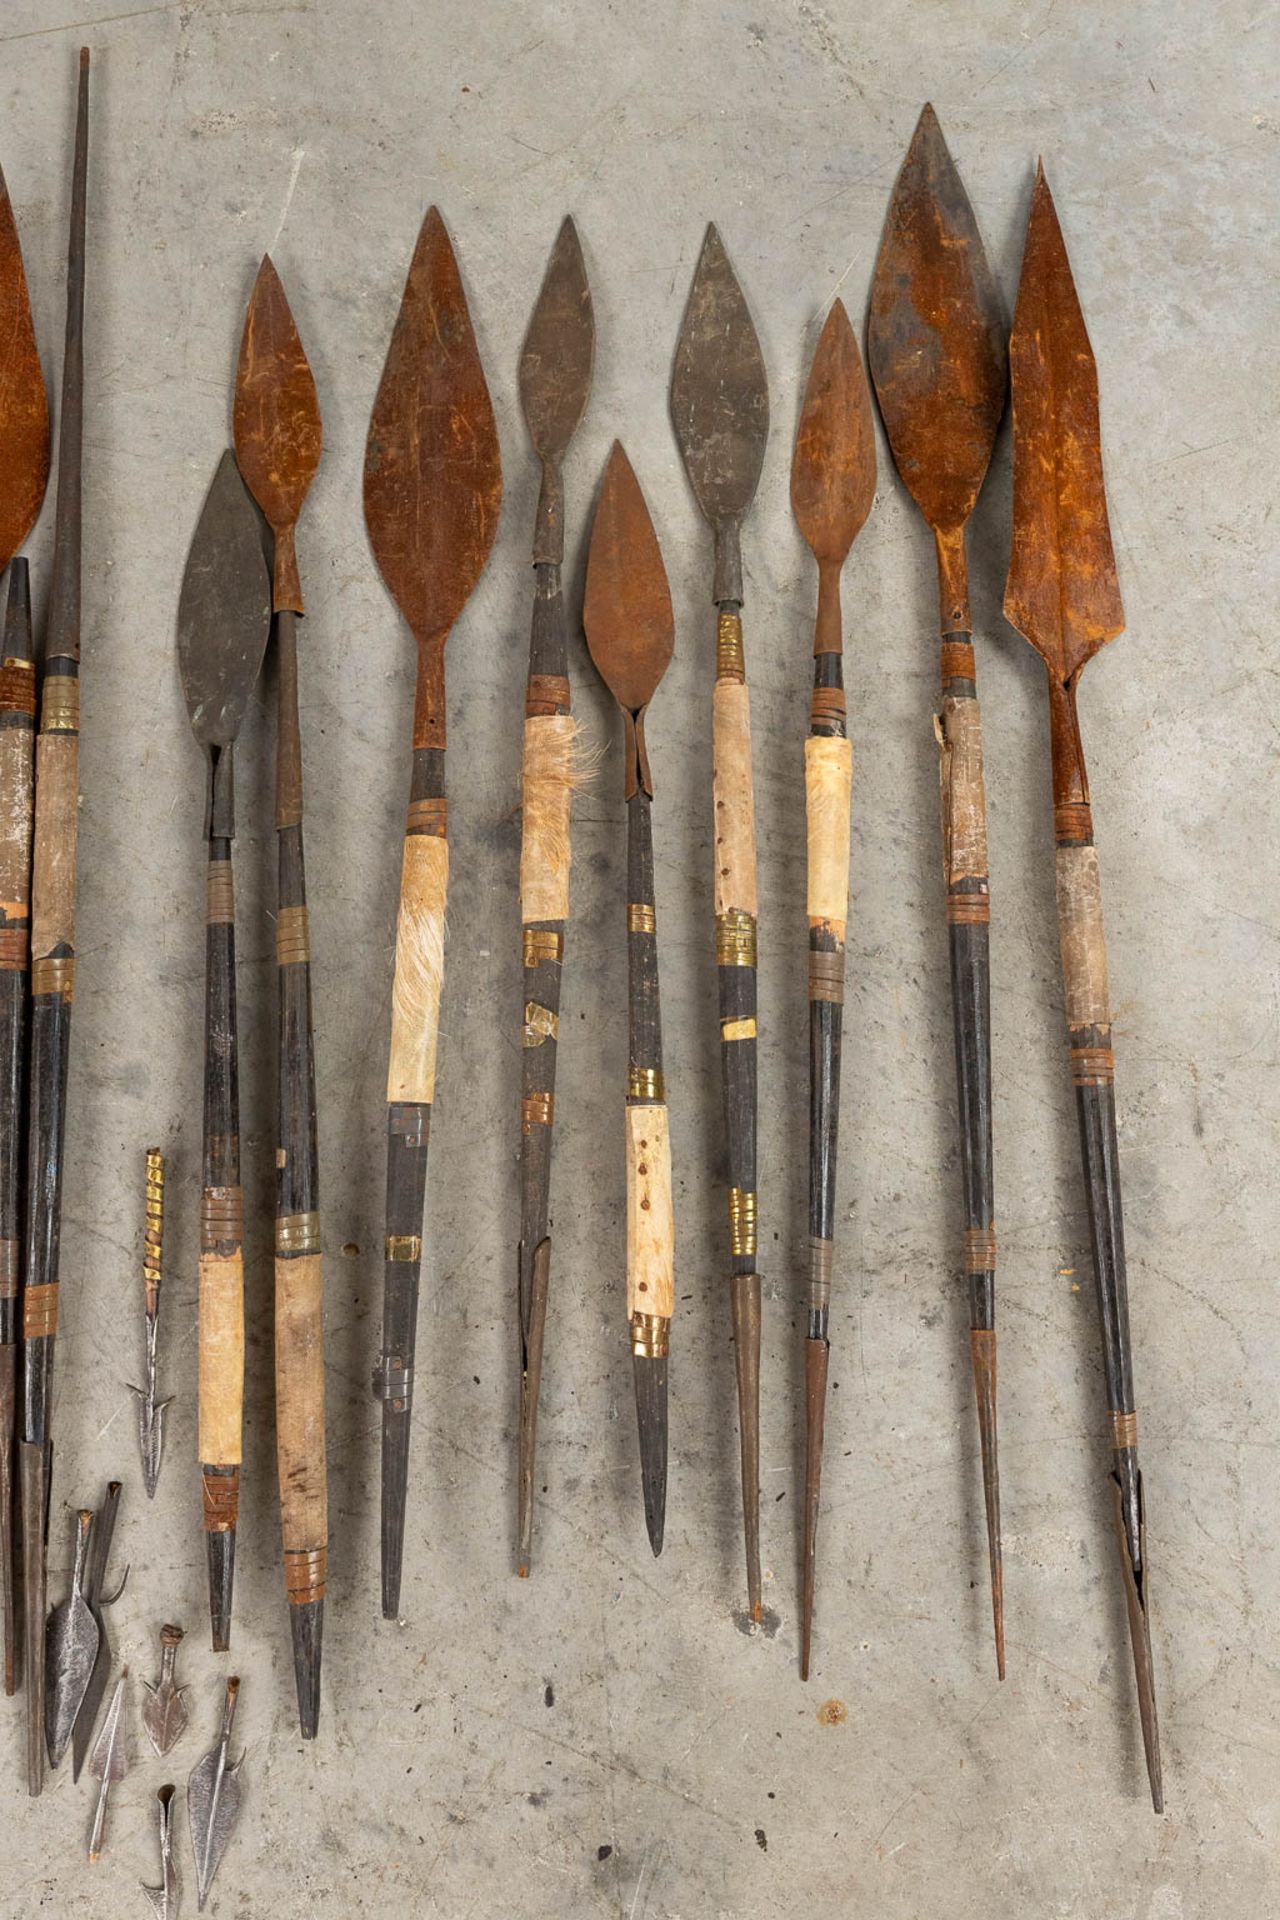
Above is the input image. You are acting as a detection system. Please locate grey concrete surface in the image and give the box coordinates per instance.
[0,1,1274,1914]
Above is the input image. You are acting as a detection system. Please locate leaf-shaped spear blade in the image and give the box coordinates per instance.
[1004,165,1161,1814]
[44,1507,97,1769]
[364,209,502,1618]
[868,103,1008,1676]
[86,1666,128,1863]
[234,254,329,1740]
[188,1676,244,1910]
[514,217,594,1577]
[790,301,876,1679]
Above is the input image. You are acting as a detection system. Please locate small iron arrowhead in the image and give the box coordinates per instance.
[143,1623,189,1758]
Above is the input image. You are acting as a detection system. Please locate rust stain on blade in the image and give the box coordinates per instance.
[583,443,673,797]
[1004,164,1125,684]
[867,104,1006,539]
[0,160,50,570]
[233,256,322,613]
[363,207,503,652]
[791,300,877,568]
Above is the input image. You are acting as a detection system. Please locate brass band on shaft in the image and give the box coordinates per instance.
[523,1090,554,1129]
[947,891,991,925]
[727,1186,757,1259]
[385,1234,421,1263]
[522,1002,559,1046]
[964,1226,997,1273]
[201,1184,244,1251]
[1071,1042,1115,1086]
[628,1066,664,1103]
[284,1544,327,1605]
[144,1149,165,1285]
[23,1282,58,1339]
[32,955,74,999]
[627,902,656,935]
[41,673,80,733]
[206,860,234,925]
[0,1238,16,1301]
[630,1310,669,1359]
[721,1015,756,1041]
[716,908,757,967]
[809,1236,833,1313]
[276,904,310,967]
[1111,1410,1138,1450]
[0,657,35,716]
[407,796,448,836]
[809,947,844,1002]
[276,1210,320,1256]
[0,927,28,970]
[716,609,745,682]
[523,927,563,967]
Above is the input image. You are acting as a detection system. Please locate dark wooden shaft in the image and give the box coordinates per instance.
[627,793,664,1102]
[626,788,669,1552]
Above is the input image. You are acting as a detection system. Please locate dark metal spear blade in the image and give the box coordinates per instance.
[188,1675,244,1911]
[519,215,594,467]
[142,1783,181,1918]
[45,1507,97,1768]
[86,1666,128,1863]
[70,1479,126,1781]
[178,451,272,752]
[143,1622,188,1758]
[0,157,51,569]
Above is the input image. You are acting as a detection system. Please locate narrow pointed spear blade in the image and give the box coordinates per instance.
[189,1681,244,1911]
[867,104,1006,535]
[0,160,51,569]
[1004,166,1125,683]
[791,300,877,566]
[177,450,272,751]
[364,207,503,648]
[45,1512,98,1768]
[71,1481,125,1781]
[233,255,322,611]
[142,1784,181,1919]
[519,217,594,462]
[670,224,769,526]
[88,1666,128,1782]
[583,443,674,716]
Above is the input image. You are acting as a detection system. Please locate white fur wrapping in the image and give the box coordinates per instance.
[387,833,448,1104]
[805,734,853,931]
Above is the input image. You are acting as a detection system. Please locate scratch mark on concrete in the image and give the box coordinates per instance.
[270,147,306,251]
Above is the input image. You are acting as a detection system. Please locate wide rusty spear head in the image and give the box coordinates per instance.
[792,300,877,571]
[0,160,51,569]
[1004,164,1124,685]
[177,450,272,753]
[233,255,322,614]
[867,105,1006,543]
[364,207,503,651]
[584,442,674,798]
[671,224,769,600]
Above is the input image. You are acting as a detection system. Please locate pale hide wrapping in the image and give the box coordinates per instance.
[936,695,989,887]
[1056,842,1111,1028]
[198,1251,244,1463]
[805,734,853,932]
[387,833,448,1104]
[0,730,32,916]
[626,1103,675,1322]
[712,680,759,917]
[520,713,583,924]
[274,1253,328,1546]
[31,732,78,958]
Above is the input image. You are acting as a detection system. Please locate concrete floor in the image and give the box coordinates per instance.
[0,1,1275,1914]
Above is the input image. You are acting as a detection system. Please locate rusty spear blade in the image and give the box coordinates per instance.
[670,223,768,599]
[178,451,272,751]
[143,1622,188,1758]
[0,160,50,569]
[364,206,503,652]
[45,1508,97,1769]
[86,1666,128,1863]
[233,254,321,612]
[1004,164,1125,681]
[584,443,674,749]
[792,300,877,572]
[519,215,594,474]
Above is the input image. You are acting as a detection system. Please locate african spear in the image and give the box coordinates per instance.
[364,209,502,1618]
[70,1478,127,1781]
[584,443,677,1555]
[188,1674,244,1911]
[1004,163,1162,1812]
[790,302,877,1679]
[670,225,769,1616]
[20,48,89,1796]
[131,1148,171,1499]
[178,449,271,1655]
[0,153,50,1696]
[868,105,1009,1675]
[234,255,329,1736]
[515,217,594,1576]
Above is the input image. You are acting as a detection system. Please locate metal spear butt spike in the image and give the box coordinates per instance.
[516,1236,552,1578]
[189,1675,244,1911]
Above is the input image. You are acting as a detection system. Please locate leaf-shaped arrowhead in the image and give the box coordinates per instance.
[364,207,503,651]
[0,160,50,567]
[791,300,877,566]
[1004,165,1124,683]
[519,216,594,462]
[671,223,769,523]
[867,104,1006,534]
[233,255,322,612]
